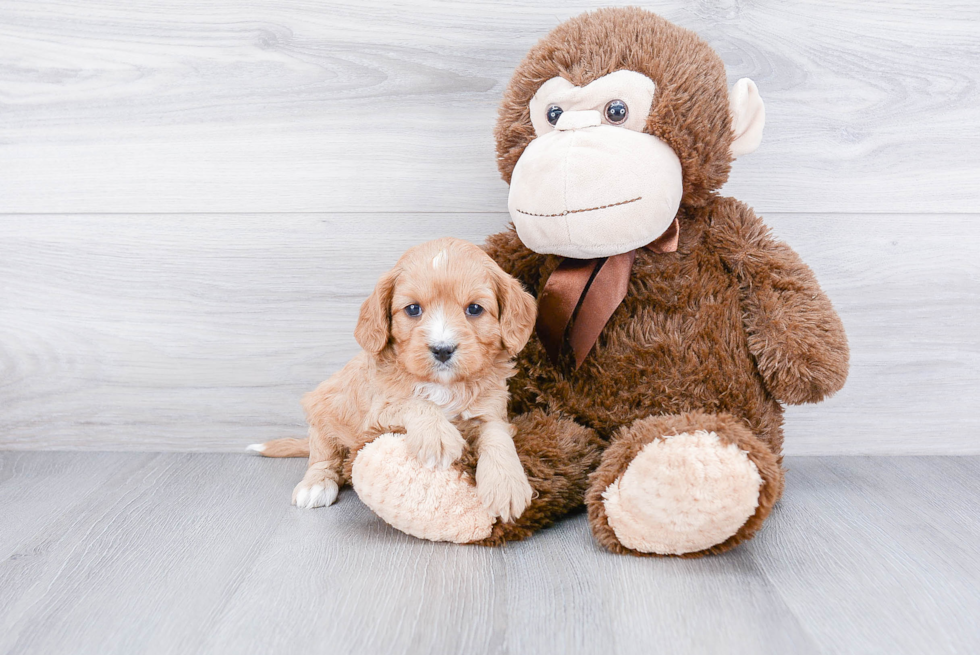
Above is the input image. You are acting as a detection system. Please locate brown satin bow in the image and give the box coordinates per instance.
[536,217,680,369]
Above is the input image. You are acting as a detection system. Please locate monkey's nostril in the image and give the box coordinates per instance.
[429,344,457,363]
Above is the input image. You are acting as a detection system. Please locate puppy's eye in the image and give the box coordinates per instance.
[604,99,628,125]
[465,304,484,317]
[404,304,422,317]
[546,105,563,126]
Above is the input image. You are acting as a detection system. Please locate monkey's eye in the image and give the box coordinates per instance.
[405,304,422,317]
[604,99,628,125]
[546,105,564,126]
[465,304,484,317]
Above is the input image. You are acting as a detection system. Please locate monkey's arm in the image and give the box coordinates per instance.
[710,197,849,405]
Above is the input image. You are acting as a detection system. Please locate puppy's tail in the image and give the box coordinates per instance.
[246,437,310,458]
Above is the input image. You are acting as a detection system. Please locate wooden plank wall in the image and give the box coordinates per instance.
[1,0,978,454]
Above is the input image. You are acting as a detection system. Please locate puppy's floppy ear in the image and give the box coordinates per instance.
[492,264,537,356]
[355,269,398,354]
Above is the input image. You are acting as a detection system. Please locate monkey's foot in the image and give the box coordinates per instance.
[351,434,494,543]
[601,431,762,554]
[588,414,784,557]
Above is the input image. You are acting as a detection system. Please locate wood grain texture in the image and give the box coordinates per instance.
[0,453,977,654]
[753,457,980,655]
[0,452,154,560]
[1,0,978,214]
[0,212,977,454]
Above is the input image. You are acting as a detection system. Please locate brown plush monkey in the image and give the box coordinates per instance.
[352,8,849,556]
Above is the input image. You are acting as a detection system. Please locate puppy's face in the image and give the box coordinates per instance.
[355,239,536,384]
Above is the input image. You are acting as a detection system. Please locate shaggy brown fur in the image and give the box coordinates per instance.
[475,8,849,556]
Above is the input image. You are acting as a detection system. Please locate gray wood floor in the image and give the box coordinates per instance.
[1,453,977,654]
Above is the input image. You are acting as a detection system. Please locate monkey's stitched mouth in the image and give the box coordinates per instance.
[515,196,642,218]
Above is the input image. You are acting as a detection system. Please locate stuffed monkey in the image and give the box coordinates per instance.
[352,8,849,556]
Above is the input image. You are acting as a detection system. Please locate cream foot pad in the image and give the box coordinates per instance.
[602,431,763,555]
[352,434,494,543]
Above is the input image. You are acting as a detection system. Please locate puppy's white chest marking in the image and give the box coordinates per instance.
[414,382,465,418]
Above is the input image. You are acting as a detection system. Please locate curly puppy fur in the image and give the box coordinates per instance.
[256,238,540,524]
[479,8,849,556]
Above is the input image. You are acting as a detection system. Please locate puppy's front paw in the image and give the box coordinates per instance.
[476,456,533,523]
[292,471,340,509]
[406,422,466,470]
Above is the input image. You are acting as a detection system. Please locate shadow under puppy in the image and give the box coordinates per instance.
[251,237,538,524]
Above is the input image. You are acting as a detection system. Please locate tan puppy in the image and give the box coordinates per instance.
[250,237,537,523]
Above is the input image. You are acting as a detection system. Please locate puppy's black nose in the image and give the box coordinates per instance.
[430,344,456,363]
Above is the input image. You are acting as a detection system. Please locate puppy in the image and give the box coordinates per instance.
[250,237,537,523]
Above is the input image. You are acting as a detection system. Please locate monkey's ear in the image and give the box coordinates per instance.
[493,266,537,357]
[355,269,398,354]
[729,78,766,157]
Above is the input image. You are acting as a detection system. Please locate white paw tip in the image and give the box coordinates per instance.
[245,444,265,455]
[294,480,339,509]
[293,488,308,507]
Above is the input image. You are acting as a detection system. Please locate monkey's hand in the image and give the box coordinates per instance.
[711,197,849,404]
